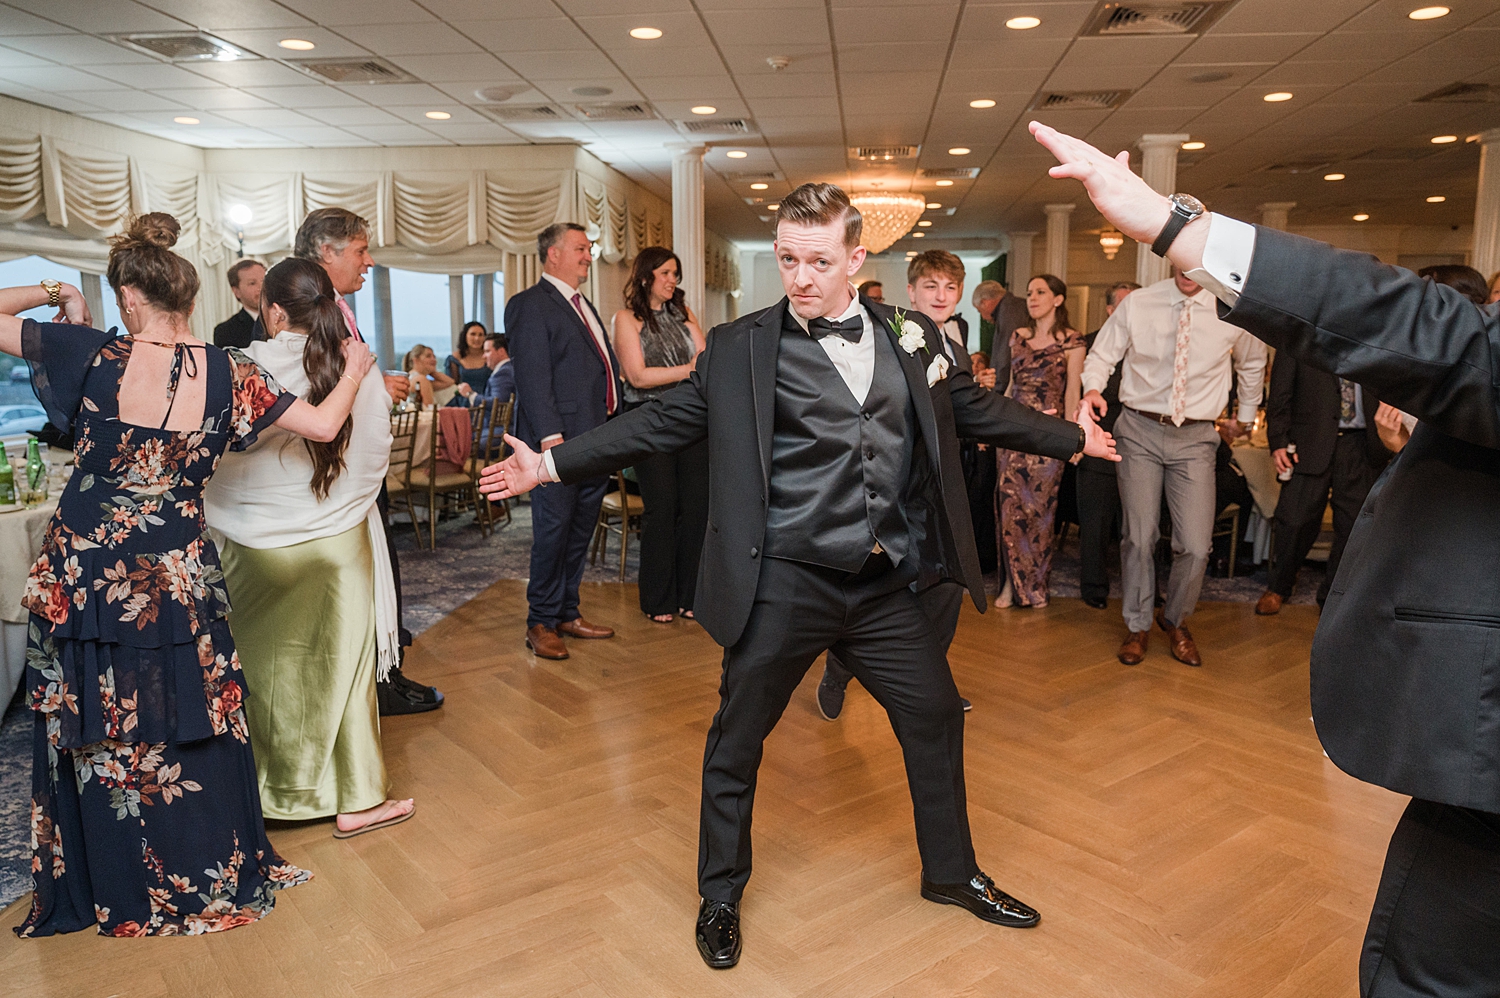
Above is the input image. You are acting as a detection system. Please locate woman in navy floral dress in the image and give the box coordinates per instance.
[3,213,374,937]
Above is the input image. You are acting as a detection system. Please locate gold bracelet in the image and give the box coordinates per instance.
[341,374,358,386]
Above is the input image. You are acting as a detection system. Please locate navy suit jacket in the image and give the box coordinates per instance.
[505,278,622,450]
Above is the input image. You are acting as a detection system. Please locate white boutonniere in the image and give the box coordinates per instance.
[892,308,927,355]
[926,353,949,387]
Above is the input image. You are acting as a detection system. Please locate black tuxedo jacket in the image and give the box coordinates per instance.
[1221,225,1500,812]
[1265,354,1389,476]
[213,309,260,350]
[506,279,623,451]
[551,294,1081,648]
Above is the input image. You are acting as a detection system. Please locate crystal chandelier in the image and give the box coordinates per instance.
[1099,229,1125,260]
[848,192,927,254]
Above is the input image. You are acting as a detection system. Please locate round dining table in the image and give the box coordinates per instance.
[0,498,58,705]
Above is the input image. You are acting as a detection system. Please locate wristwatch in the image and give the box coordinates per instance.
[1151,194,1206,258]
[39,279,61,306]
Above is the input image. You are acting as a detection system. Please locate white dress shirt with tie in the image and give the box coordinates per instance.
[1082,276,1267,425]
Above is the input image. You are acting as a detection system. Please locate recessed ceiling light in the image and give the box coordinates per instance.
[173,116,199,125]
[1426,195,1446,202]
[1353,213,1370,221]
[1324,173,1345,181]
[278,38,315,51]
[725,150,748,159]
[629,27,663,39]
[912,232,926,237]
[948,147,971,155]
[969,99,996,108]
[1263,92,1293,102]
[1181,140,1206,150]
[935,179,954,187]
[766,203,779,210]
[425,110,451,120]
[1005,16,1041,29]
[1431,134,1458,144]
[750,182,769,190]
[1408,6,1450,19]
[926,202,941,209]
[691,105,717,115]
[917,220,933,227]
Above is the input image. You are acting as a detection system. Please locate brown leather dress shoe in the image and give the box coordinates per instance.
[556,617,614,639]
[1255,591,1284,616]
[1118,630,1149,665]
[1156,610,1202,667]
[526,624,569,660]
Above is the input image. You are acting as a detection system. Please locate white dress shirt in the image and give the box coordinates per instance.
[1182,213,1258,307]
[1082,275,1267,424]
[539,272,616,447]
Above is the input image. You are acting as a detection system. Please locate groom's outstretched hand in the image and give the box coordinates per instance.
[1077,402,1120,463]
[479,434,544,499]
[1029,120,1210,275]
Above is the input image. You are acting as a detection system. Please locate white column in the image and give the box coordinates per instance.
[1043,203,1075,281]
[448,274,465,353]
[1259,201,1296,231]
[79,273,104,326]
[1472,129,1500,282]
[1135,133,1191,287]
[479,272,495,332]
[1006,231,1036,292]
[371,265,396,372]
[668,143,707,318]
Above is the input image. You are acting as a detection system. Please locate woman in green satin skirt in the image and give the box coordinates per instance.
[220,524,387,820]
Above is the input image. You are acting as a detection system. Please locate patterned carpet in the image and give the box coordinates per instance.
[0,497,1320,913]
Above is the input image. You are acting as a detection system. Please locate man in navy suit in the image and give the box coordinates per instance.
[463,331,515,447]
[507,222,623,660]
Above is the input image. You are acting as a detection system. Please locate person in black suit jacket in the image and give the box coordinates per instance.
[212,259,266,349]
[1259,358,1390,613]
[507,222,624,661]
[483,184,1119,969]
[1036,119,1500,998]
[1076,282,1139,608]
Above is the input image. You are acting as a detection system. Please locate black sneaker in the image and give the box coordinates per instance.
[377,666,444,716]
[817,667,847,721]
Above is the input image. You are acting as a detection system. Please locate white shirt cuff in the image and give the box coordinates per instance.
[1183,213,1257,307]
[540,449,558,484]
[1236,403,1260,424]
[1080,372,1107,396]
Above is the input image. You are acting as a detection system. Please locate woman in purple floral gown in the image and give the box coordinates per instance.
[3,213,374,937]
[995,275,1085,609]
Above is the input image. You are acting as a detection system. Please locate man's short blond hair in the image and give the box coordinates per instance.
[907,249,965,287]
[776,183,863,249]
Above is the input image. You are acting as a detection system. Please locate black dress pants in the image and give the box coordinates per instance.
[634,438,709,616]
[1361,798,1500,997]
[962,442,998,574]
[1269,432,1379,603]
[699,555,974,901]
[1075,467,1120,602]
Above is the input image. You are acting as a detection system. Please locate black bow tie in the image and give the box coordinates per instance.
[808,315,863,344]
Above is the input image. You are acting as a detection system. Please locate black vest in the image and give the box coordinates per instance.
[763,309,914,573]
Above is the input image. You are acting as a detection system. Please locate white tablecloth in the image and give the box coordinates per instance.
[0,499,56,704]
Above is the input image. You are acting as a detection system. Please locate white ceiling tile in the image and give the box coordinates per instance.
[737,72,838,98]
[143,0,314,30]
[242,85,370,108]
[717,44,833,77]
[0,5,71,35]
[1175,32,1320,65]
[574,12,714,49]
[1044,62,1168,92]
[838,70,941,96]
[424,0,559,17]
[611,48,729,78]
[0,45,54,70]
[64,89,191,113]
[456,18,596,53]
[187,60,322,88]
[1210,0,1370,35]
[956,3,1095,41]
[948,38,1069,72]
[280,0,436,27]
[217,107,325,127]
[699,8,830,45]
[1294,31,1434,63]
[436,83,547,104]
[634,76,742,101]
[337,82,460,106]
[81,62,225,90]
[0,66,115,92]
[263,124,370,145]
[386,104,492,124]
[383,53,524,85]
[832,6,960,43]
[941,68,1051,94]
[338,22,482,56]
[19,0,190,34]
[0,84,100,114]
[150,88,277,110]
[501,51,615,79]
[17,35,157,66]
[529,80,645,102]
[838,42,950,65]
[302,106,403,126]
[209,28,369,60]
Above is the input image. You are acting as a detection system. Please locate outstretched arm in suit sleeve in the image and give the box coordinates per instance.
[506,293,564,444]
[947,369,1083,460]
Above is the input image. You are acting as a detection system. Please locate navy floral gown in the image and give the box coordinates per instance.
[15,320,312,938]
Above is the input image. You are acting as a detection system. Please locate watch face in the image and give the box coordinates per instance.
[1172,194,1205,215]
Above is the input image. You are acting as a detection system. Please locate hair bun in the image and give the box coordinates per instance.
[125,212,180,250]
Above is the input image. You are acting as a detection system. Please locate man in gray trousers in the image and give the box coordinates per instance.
[1080,268,1266,668]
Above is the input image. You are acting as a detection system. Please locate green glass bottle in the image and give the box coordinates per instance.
[23,438,45,507]
[0,443,13,505]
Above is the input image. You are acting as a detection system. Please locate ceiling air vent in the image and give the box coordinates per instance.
[1416,82,1500,103]
[725,171,781,181]
[919,167,981,179]
[1351,147,1444,162]
[1031,90,1133,111]
[680,118,753,135]
[574,102,655,121]
[1082,1,1238,36]
[1260,160,1332,174]
[108,31,248,62]
[289,57,417,84]
[481,104,567,121]
[850,145,920,161]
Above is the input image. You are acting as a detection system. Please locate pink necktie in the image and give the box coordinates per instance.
[337,297,363,343]
[572,292,616,414]
[1170,299,1191,426]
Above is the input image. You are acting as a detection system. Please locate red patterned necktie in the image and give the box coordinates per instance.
[571,292,616,414]
[337,297,364,343]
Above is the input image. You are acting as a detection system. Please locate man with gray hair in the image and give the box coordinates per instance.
[971,278,1024,393]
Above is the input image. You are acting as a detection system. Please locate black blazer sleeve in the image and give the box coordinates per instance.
[1222,226,1500,450]
[1265,351,1295,453]
[507,290,564,443]
[551,336,712,484]
[947,370,1081,460]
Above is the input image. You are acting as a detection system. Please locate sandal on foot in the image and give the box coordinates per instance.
[333,799,415,839]
[645,612,674,623]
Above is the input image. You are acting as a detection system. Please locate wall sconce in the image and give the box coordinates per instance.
[1099,229,1124,261]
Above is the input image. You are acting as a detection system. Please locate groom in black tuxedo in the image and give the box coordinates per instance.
[482,183,1118,969]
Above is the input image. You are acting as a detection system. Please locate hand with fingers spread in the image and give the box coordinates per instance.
[479,434,545,499]
[1078,401,1120,462]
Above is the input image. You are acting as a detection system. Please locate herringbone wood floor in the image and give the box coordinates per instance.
[1,581,1405,997]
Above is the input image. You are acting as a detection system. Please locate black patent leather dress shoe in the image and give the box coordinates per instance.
[1082,592,1108,610]
[920,871,1040,928]
[696,899,741,968]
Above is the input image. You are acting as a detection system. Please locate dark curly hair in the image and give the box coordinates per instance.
[624,247,686,338]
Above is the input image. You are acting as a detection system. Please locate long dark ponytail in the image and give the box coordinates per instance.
[261,257,353,499]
